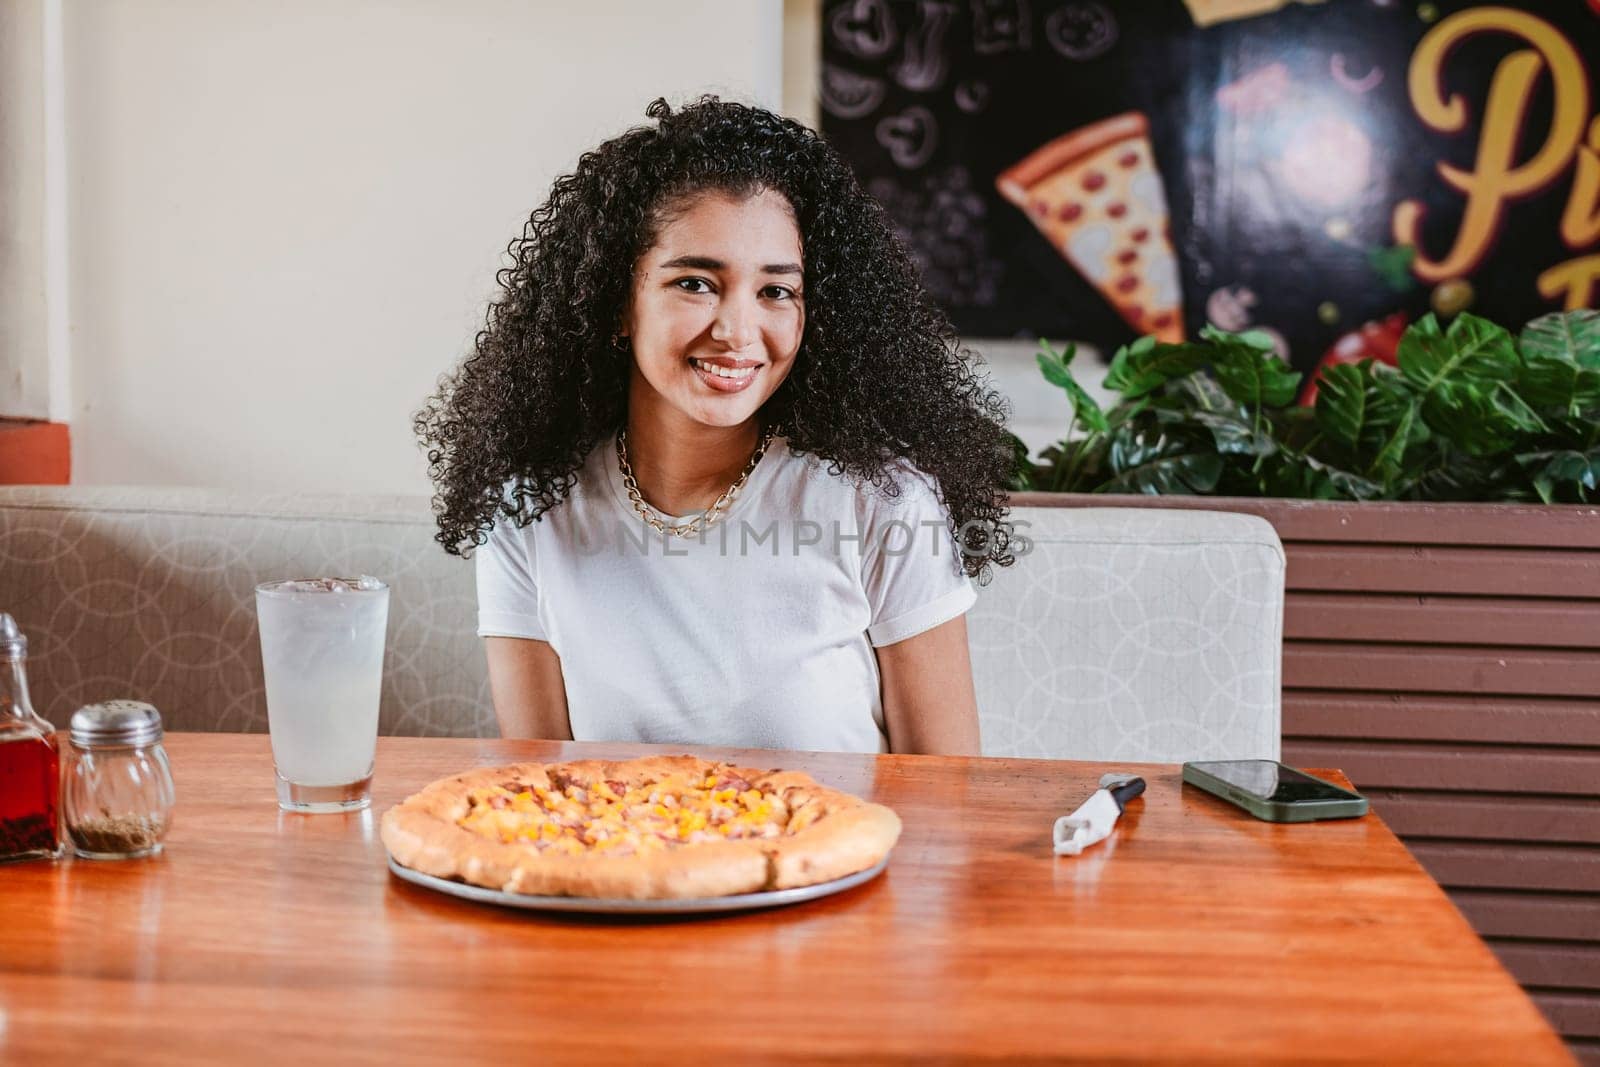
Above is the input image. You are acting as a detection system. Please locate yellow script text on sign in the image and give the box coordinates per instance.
[1393,7,1599,308]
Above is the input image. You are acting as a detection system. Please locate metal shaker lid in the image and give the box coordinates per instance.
[71,700,164,748]
[0,613,25,656]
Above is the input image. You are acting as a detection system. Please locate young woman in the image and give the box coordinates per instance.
[416,97,1018,755]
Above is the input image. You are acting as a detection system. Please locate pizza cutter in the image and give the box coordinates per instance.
[1052,773,1147,856]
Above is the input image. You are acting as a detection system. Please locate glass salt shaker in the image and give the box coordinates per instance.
[63,701,176,860]
[0,613,63,863]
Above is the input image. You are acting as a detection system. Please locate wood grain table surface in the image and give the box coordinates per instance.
[0,733,1573,1065]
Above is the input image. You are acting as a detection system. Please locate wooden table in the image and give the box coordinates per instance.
[0,734,1572,1065]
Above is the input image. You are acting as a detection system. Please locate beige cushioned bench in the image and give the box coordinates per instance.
[0,486,1283,760]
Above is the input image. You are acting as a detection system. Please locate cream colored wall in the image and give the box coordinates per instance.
[781,0,819,130]
[0,0,49,419]
[3,0,1086,484]
[10,0,781,490]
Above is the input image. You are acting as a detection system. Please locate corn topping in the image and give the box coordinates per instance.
[455,763,808,854]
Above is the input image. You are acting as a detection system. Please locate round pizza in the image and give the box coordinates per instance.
[380,755,902,900]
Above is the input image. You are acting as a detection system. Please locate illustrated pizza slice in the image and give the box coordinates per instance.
[996,112,1185,343]
[1179,0,1328,29]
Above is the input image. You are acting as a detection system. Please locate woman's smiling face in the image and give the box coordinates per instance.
[622,188,805,432]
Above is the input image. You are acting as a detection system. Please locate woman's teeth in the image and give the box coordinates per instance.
[691,359,757,380]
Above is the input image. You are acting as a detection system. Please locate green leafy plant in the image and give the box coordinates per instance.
[1010,310,1600,504]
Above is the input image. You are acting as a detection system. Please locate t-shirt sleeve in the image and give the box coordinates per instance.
[861,465,978,648]
[475,513,547,641]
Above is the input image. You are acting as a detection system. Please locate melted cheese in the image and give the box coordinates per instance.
[456,764,801,854]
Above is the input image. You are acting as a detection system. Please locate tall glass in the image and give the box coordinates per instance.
[254,577,389,813]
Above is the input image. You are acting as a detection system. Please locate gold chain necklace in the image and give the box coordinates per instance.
[616,426,775,539]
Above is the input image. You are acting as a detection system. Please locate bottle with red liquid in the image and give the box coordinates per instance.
[0,613,62,862]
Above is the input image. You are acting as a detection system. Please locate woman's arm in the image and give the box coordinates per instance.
[484,636,574,740]
[876,615,981,756]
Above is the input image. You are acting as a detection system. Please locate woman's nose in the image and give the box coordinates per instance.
[710,297,759,350]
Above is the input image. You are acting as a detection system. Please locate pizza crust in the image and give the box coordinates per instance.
[768,802,903,889]
[380,755,902,900]
[994,112,1150,199]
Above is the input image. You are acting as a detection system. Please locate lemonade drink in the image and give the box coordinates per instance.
[255,577,389,812]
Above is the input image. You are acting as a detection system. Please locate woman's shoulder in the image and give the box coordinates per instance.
[776,440,944,516]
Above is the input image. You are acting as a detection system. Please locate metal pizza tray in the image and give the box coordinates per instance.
[385,853,890,916]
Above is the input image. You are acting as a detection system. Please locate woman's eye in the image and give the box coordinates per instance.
[763,285,797,301]
[674,278,713,294]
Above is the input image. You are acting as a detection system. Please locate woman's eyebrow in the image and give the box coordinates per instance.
[659,254,802,276]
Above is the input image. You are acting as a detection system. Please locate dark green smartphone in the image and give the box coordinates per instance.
[1182,760,1369,823]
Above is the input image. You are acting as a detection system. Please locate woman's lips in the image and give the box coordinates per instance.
[690,357,761,394]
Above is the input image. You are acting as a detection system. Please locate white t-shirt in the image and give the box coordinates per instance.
[475,434,976,753]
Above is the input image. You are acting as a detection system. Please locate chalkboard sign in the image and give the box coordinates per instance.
[820,0,1600,372]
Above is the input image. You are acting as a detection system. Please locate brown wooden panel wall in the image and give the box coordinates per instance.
[1012,493,1600,1061]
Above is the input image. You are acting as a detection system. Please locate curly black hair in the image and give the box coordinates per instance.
[415,95,1017,579]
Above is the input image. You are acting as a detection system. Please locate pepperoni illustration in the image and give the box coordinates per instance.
[1058,202,1083,222]
[1117,249,1138,265]
[1118,150,1140,168]
[1107,202,1127,219]
[1031,199,1050,217]
[1115,275,1139,294]
[1131,226,1150,243]
[1082,170,1106,191]
[1151,312,1175,329]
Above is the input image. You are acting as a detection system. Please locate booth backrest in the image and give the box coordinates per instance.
[1,489,1283,760]
[971,507,1284,762]
[0,486,488,736]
